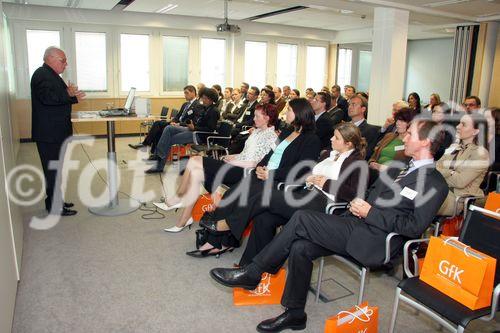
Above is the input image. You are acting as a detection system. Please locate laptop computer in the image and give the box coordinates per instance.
[99,87,136,117]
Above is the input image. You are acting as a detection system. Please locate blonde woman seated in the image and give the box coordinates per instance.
[158,103,279,233]
[436,113,490,216]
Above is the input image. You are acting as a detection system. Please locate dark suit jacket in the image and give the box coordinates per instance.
[31,63,78,143]
[335,96,349,121]
[327,107,345,129]
[275,97,287,114]
[222,100,247,122]
[358,120,381,161]
[174,99,203,124]
[258,131,321,182]
[344,163,448,267]
[322,150,368,202]
[315,112,335,150]
[193,104,219,132]
[237,100,258,128]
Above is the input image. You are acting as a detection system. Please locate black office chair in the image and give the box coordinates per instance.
[389,205,500,333]
[139,106,169,142]
[169,108,179,121]
[190,121,234,159]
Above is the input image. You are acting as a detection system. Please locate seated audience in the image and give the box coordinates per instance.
[159,103,279,233]
[222,88,247,122]
[347,95,380,160]
[145,88,220,173]
[369,108,415,183]
[260,88,275,105]
[238,123,368,266]
[209,119,449,333]
[290,88,300,100]
[311,91,334,150]
[282,85,291,101]
[212,84,224,110]
[240,82,249,100]
[273,86,287,114]
[219,87,233,114]
[379,100,410,136]
[128,85,201,154]
[424,93,441,113]
[229,87,260,154]
[344,84,356,100]
[407,92,422,114]
[330,84,349,118]
[436,113,489,216]
[431,102,456,160]
[194,98,321,256]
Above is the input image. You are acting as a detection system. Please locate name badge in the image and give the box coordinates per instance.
[245,111,251,115]
[394,145,405,152]
[187,110,193,115]
[400,187,418,200]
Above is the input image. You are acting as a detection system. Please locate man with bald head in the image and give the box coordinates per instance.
[31,46,85,216]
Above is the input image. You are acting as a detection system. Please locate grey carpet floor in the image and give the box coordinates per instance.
[11,137,500,333]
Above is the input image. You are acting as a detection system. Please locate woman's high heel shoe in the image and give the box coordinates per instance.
[163,218,194,233]
[154,201,183,212]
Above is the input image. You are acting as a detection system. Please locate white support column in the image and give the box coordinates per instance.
[479,22,498,107]
[367,7,409,126]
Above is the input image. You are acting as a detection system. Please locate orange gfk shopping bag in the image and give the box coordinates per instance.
[191,194,216,222]
[233,268,286,306]
[419,236,496,310]
[324,302,378,333]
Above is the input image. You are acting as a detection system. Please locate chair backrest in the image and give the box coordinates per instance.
[459,205,500,286]
[170,108,179,119]
[217,121,234,137]
[160,106,169,117]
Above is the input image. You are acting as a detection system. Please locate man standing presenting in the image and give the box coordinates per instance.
[31,46,85,216]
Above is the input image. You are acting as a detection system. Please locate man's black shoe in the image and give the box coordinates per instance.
[145,167,163,174]
[209,266,261,290]
[63,202,74,208]
[128,143,144,149]
[60,208,77,216]
[256,311,307,332]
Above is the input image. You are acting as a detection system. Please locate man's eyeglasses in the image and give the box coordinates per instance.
[52,56,67,64]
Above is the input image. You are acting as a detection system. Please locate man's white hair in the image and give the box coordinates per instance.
[394,100,409,109]
[43,46,63,61]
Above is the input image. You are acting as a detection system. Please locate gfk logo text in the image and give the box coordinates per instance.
[438,260,464,284]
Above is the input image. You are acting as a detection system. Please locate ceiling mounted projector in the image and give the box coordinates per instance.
[217,0,240,33]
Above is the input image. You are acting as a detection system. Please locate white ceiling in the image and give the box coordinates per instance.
[4,0,500,37]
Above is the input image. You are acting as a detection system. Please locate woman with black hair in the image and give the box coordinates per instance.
[190,98,321,257]
[407,92,421,114]
[260,88,276,105]
[290,88,300,100]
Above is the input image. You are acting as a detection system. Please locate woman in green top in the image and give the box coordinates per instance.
[368,108,416,183]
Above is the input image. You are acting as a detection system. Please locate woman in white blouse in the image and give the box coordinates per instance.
[159,103,279,233]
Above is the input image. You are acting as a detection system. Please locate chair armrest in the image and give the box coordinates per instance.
[485,171,500,192]
[452,194,483,217]
[244,167,255,177]
[384,232,401,265]
[242,126,253,131]
[207,135,231,148]
[325,202,348,215]
[481,283,500,322]
[403,238,430,278]
[284,184,305,192]
[193,131,217,145]
[276,182,285,190]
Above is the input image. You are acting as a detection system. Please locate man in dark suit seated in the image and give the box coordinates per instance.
[348,95,380,160]
[129,85,200,155]
[330,84,349,120]
[229,86,260,154]
[145,88,220,173]
[31,46,86,216]
[210,119,449,333]
[310,91,334,150]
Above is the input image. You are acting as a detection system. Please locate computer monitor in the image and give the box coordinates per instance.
[123,87,136,113]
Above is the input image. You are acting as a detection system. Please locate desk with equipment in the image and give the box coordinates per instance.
[71,88,151,216]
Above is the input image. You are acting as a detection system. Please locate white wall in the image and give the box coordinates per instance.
[0,2,22,331]
[404,38,454,103]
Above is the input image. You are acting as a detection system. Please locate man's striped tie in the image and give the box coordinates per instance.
[394,160,414,183]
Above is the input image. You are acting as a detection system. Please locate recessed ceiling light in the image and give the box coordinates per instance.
[156,4,178,13]
[340,9,354,14]
[422,0,469,8]
[444,28,456,33]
